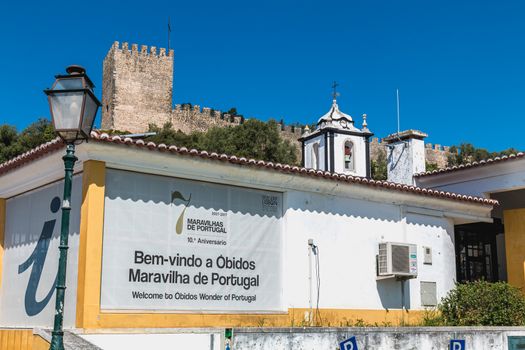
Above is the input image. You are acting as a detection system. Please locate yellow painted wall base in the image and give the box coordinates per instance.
[504,208,525,291]
[31,335,49,350]
[81,308,424,330]
[0,329,33,350]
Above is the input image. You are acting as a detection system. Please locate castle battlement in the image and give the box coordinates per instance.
[109,41,174,59]
[101,41,174,132]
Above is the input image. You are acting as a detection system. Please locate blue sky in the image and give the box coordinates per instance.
[1,0,524,151]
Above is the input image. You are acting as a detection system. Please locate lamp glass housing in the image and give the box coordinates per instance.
[45,68,101,143]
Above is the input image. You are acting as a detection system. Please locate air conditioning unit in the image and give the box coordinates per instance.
[377,242,418,279]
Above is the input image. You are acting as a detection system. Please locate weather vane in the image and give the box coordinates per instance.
[332,81,340,101]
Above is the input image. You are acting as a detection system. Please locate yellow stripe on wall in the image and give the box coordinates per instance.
[31,335,49,350]
[0,199,5,293]
[76,160,106,329]
[504,208,525,291]
[0,329,33,350]
[82,308,423,329]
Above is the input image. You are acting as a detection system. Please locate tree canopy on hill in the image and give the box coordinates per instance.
[448,143,520,166]
[0,118,55,163]
[147,119,298,165]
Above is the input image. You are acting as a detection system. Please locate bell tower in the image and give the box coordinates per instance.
[300,85,373,177]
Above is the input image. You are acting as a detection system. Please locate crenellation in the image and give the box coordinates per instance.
[141,45,148,54]
[131,43,138,54]
[284,125,292,133]
[193,105,200,113]
[434,144,441,151]
[202,107,211,116]
[233,116,242,124]
[150,46,157,55]
[426,143,432,149]
[213,110,221,118]
[444,146,450,152]
[160,48,166,56]
[122,42,129,51]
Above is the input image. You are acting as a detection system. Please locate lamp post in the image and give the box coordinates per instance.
[44,65,101,350]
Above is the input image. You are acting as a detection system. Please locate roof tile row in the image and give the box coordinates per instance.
[0,131,498,206]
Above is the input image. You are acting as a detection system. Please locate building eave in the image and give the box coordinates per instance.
[0,131,497,209]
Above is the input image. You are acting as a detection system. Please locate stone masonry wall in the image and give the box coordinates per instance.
[101,42,174,132]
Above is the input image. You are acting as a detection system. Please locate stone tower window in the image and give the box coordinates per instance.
[312,143,320,170]
[344,140,354,171]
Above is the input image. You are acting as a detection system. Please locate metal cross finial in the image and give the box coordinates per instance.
[332,81,340,101]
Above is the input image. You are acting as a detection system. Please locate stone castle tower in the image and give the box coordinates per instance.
[101,41,174,132]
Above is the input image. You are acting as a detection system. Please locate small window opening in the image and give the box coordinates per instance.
[344,141,354,171]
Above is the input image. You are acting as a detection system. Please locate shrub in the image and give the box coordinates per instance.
[439,281,525,326]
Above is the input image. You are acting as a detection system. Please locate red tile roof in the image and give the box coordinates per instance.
[0,131,498,206]
[0,137,64,176]
[415,152,525,177]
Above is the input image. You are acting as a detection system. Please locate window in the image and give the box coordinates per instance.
[312,143,320,170]
[344,141,354,171]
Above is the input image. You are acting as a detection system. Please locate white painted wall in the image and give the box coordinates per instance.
[283,190,456,311]
[0,176,82,327]
[97,170,457,314]
[304,134,326,170]
[332,133,367,177]
[234,327,525,350]
[415,158,525,198]
[81,332,222,350]
[388,138,425,185]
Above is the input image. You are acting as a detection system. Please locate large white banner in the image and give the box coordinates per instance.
[101,169,283,312]
[0,177,82,327]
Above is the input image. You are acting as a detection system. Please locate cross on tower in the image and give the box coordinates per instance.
[332,81,340,101]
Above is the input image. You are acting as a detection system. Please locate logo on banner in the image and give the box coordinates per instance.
[18,197,60,316]
[340,336,358,350]
[171,190,192,234]
[450,339,465,350]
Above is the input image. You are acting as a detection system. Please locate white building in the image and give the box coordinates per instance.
[0,129,495,333]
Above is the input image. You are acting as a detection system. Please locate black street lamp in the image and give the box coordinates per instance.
[44,65,101,350]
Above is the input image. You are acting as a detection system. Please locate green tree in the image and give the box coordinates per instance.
[147,119,298,165]
[425,162,439,172]
[448,143,521,166]
[0,124,21,163]
[147,122,202,149]
[371,149,387,181]
[0,118,55,164]
[226,107,238,115]
[439,281,525,326]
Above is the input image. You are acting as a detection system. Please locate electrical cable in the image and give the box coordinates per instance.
[314,245,321,325]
